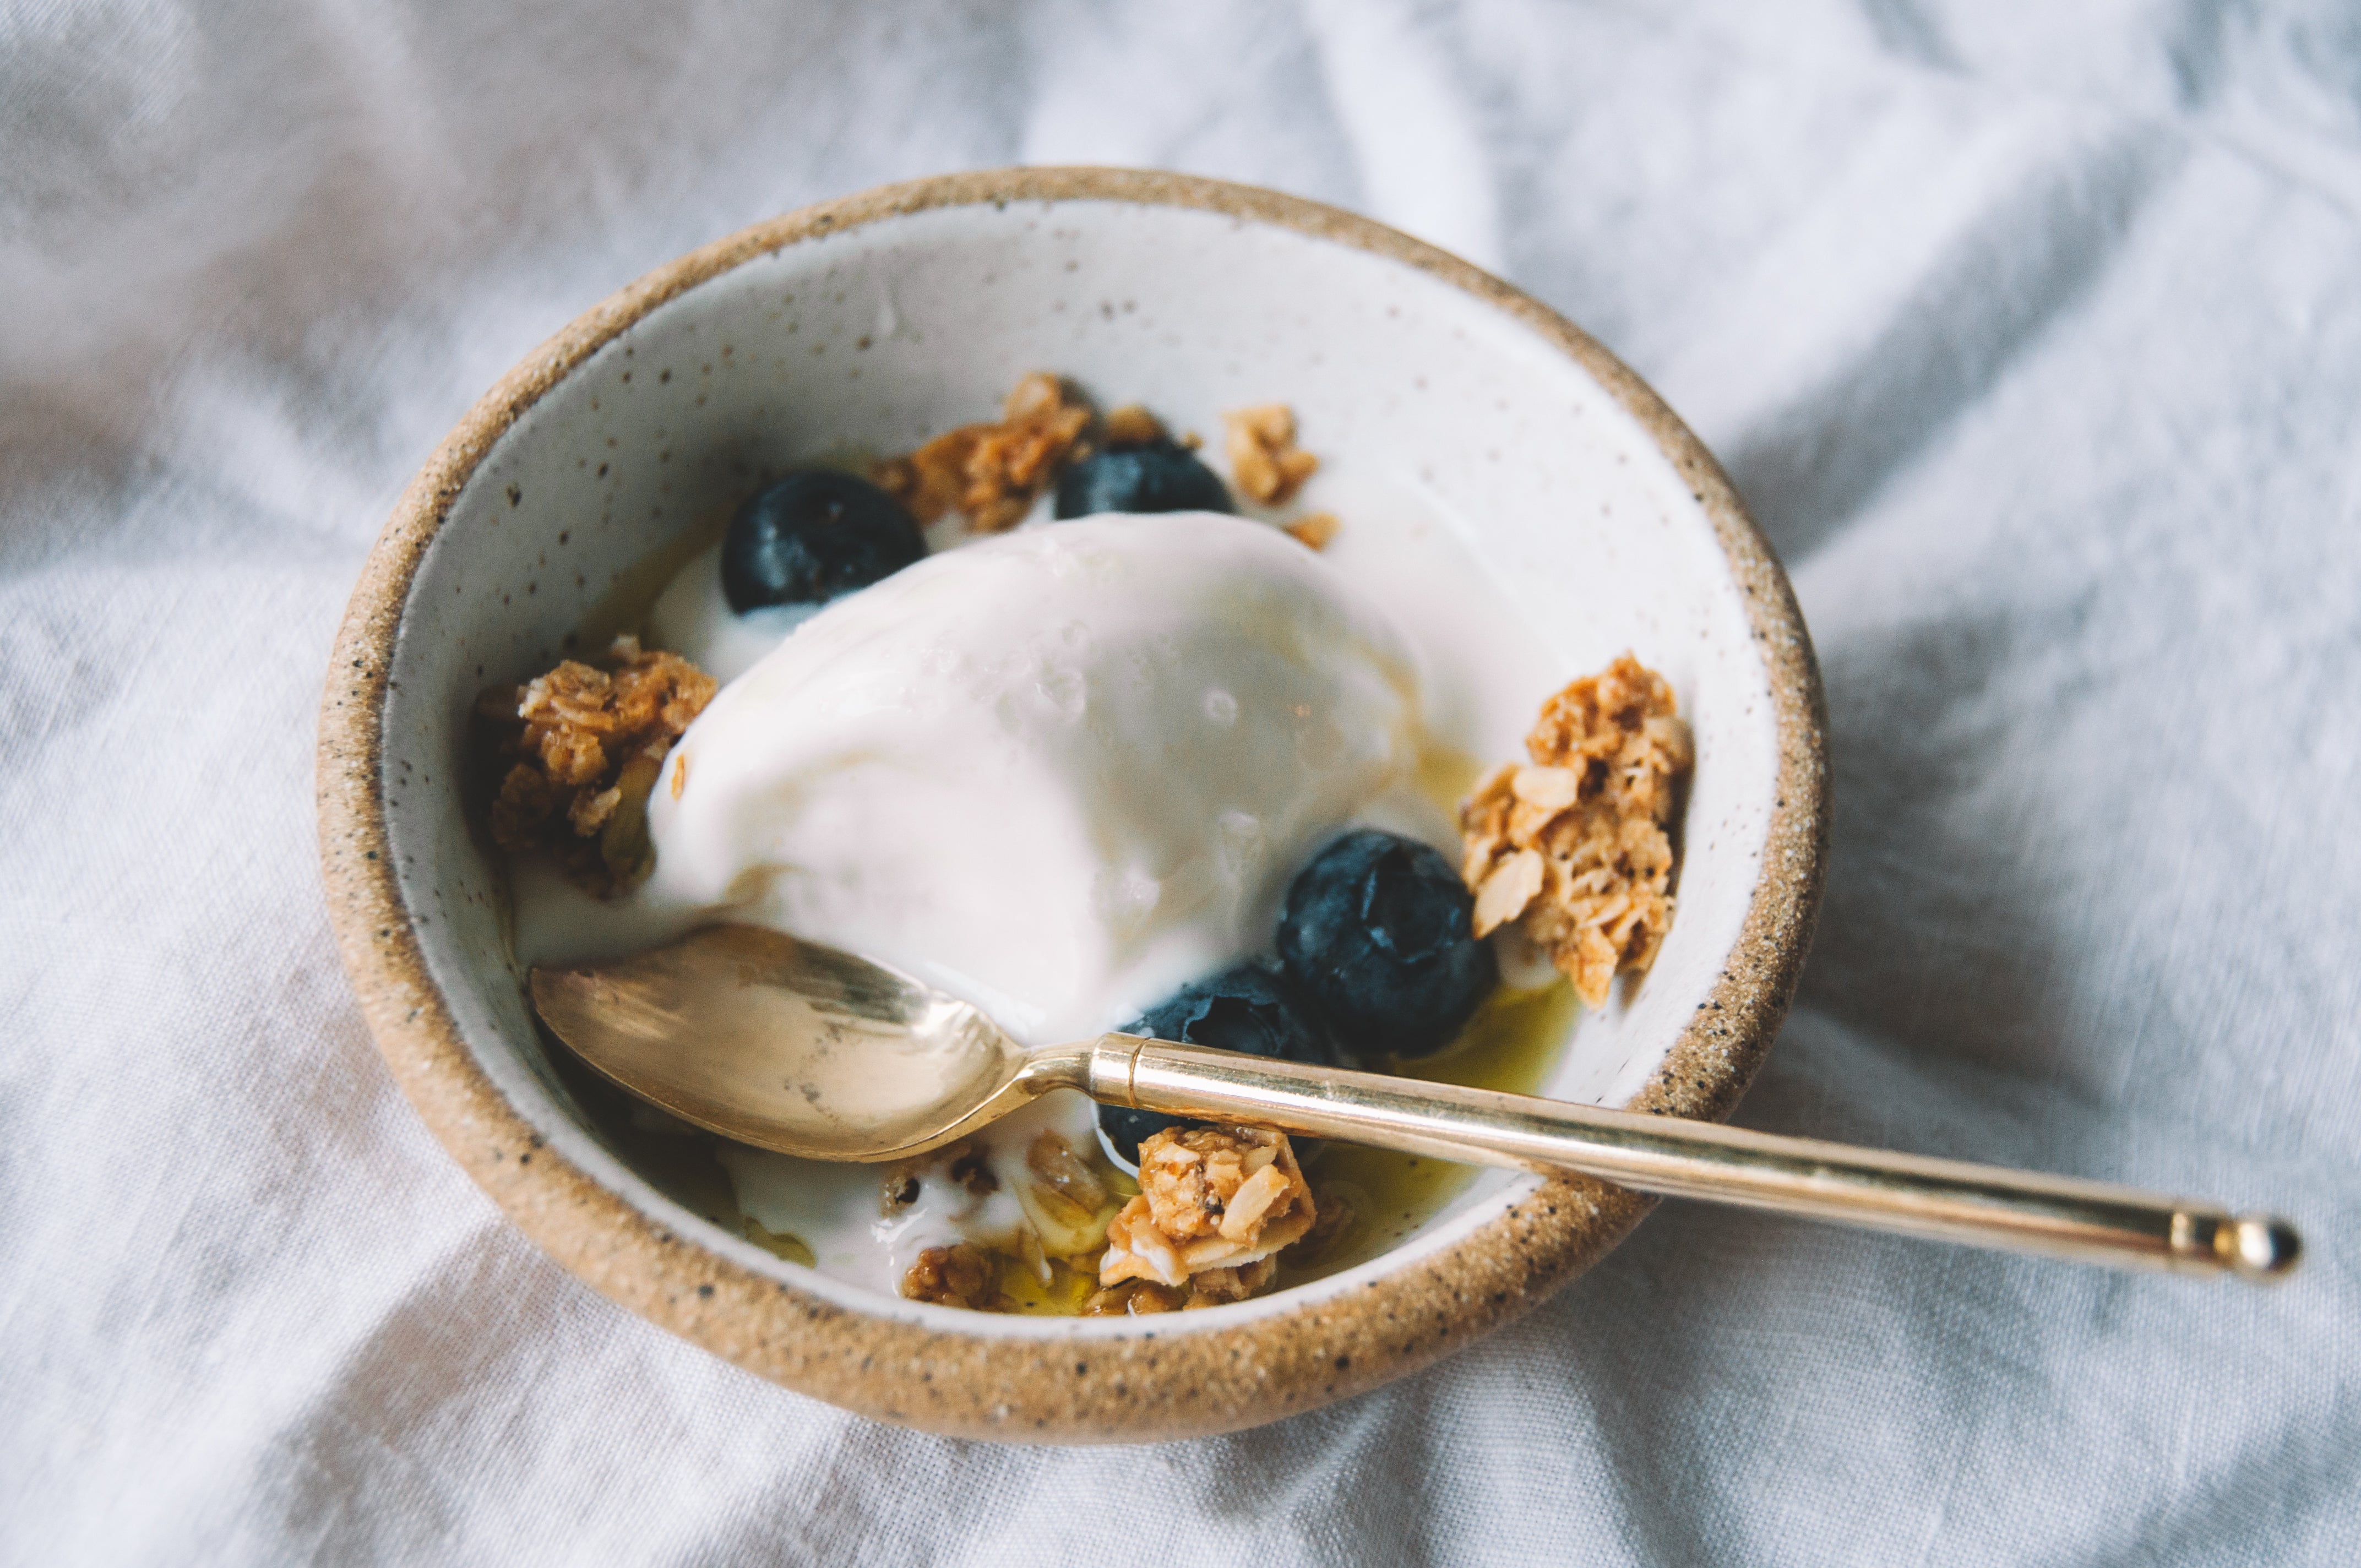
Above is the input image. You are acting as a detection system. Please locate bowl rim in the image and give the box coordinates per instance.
[316,166,1827,1442]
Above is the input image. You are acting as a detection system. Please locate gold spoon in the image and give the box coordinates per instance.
[530,923,2300,1282]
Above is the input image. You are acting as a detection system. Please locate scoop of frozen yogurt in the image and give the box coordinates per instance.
[638,512,1426,1045]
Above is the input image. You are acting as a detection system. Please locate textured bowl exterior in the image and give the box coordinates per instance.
[317,168,1827,1442]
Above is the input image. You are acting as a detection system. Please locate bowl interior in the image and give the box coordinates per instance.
[380,194,1781,1329]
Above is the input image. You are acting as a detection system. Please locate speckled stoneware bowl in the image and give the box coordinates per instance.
[318,168,1826,1442]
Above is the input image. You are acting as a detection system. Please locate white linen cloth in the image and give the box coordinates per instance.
[4,1,2355,1561]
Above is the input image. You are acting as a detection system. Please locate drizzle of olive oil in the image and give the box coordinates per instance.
[1278,978,1581,1288]
[743,1216,817,1268]
[1415,739,1487,813]
[997,1253,1100,1315]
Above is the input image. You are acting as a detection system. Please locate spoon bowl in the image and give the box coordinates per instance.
[531,924,1034,1162]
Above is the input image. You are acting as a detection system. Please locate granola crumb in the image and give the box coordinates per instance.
[1459,653,1695,1008]
[872,371,1092,532]
[1283,511,1339,551]
[1081,1280,1186,1316]
[1222,403,1319,505]
[1026,1130,1108,1212]
[1099,1125,1315,1293]
[879,1140,997,1217]
[879,1169,923,1215]
[946,1141,1000,1197]
[1102,402,1166,447]
[899,1243,1013,1311]
[1183,1255,1279,1308]
[1016,1224,1052,1286]
[1013,1131,1117,1257]
[481,635,715,895]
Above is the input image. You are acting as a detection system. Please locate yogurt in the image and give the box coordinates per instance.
[642,513,1427,1047]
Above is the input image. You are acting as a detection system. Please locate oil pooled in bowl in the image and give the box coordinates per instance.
[542,970,1579,1311]
[1280,981,1579,1289]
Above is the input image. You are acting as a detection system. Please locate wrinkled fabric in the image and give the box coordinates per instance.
[3,2,2356,1562]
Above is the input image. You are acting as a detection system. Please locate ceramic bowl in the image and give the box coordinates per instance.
[318,168,1826,1442]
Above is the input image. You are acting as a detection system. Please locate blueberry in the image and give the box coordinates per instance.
[1097,963,1337,1164]
[720,470,926,613]
[1054,439,1232,519]
[1277,829,1497,1060]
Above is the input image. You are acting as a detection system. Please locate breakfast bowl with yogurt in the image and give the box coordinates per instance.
[318,169,1826,1441]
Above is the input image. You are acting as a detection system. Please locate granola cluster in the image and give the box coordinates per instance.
[1459,653,1695,1008]
[1094,1125,1316,1309]
[870,374,1335,548]
[873,372,1093,533]
[481,635,716,895]
[1222,404,1320,505]
[885,1123,1335,1315]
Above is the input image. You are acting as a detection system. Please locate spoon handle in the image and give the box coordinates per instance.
[1090,1037,2300,1282]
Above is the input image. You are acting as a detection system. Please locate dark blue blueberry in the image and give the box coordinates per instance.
[720,470,926,613]
[1053,439,1232,519]
[1097,963,1337,1164]
[1277,829,1497,1060]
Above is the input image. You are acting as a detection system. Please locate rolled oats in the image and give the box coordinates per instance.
[1183,1256,1279,1308]
[1080,1280,1185,1316]
[1026,1130,1108,1212]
